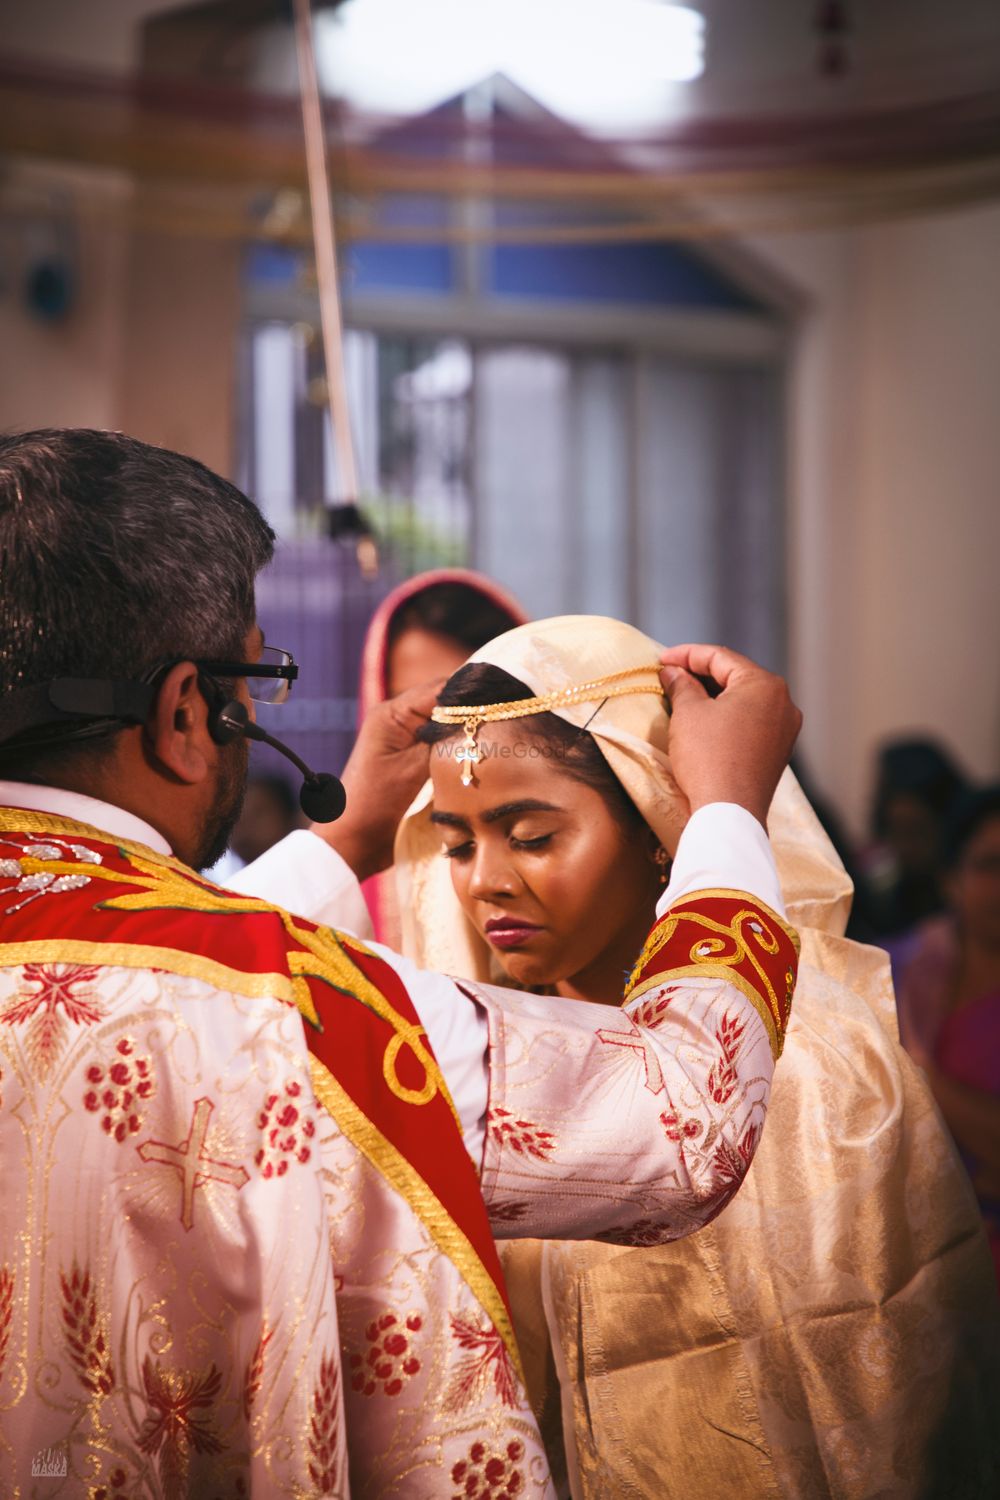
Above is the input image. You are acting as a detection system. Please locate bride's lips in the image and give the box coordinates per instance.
[484,916,543,950]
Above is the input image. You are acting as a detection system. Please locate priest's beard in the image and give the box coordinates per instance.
[196,738,250,872]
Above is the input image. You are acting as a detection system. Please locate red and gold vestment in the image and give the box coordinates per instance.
[0,809,794,1497]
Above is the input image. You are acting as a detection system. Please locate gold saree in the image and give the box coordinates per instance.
[396,615,1000,1498]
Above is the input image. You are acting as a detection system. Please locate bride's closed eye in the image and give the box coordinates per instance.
[442,839,474,861]
[441,831,554,860]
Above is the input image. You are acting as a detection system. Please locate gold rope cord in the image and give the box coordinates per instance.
[430,663,665,729]
[2,65,1000,243]
[430,664,666,785]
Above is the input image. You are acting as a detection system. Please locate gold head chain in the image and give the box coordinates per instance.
[430,663,664,786]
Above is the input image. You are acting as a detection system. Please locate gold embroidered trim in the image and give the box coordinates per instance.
[0,808,462,1129]
[0,938,295,1004]
[625,963,789,1057]
[0,806,179,864]
[634,888,800,964]
[308,1054,523,1379]
[625,889,799,1060]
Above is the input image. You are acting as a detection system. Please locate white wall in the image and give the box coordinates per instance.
[0,175,240,479]
[0,169,127,435]
[752,201,1000,833]
[0,2,242,474]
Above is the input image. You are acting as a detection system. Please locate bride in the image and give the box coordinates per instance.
[393,614,998,1499]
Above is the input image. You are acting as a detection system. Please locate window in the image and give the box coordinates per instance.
[238,238,786,775]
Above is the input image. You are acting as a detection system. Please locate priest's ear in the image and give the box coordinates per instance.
[143,661,214,785]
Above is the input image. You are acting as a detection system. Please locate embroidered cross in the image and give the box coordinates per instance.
[137,1097,249,1231]
[596,1027,665,1095]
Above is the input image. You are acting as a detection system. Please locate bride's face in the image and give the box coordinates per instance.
[428,721,660,1001]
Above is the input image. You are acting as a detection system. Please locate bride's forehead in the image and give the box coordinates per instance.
[429,721,588,802]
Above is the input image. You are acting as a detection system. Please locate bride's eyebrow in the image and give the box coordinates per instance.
[430,811,471,829]
[429,800,561,830]
[481,800,560,825]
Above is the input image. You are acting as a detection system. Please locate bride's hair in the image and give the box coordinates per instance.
[421,663,644,832]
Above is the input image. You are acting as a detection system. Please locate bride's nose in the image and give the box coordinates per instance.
[468,841,520,900]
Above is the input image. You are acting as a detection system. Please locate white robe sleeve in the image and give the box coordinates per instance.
[232,808,794,1218]
[659,803,786,916]
[227,829,375,939]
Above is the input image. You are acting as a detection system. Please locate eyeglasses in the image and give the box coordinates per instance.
[196,646,298,706]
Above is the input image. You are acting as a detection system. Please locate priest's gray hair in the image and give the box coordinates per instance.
[0,427,275,773]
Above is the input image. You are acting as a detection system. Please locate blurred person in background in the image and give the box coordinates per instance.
[208,771,301,883]
[864,736,971,941]
[895,786,1000,1285]
[231,771,301,865]
[789,753,879,942]
[358,569,526,941]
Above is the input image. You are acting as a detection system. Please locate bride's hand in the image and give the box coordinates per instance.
[659,644,801,829]
[309,680,443,880]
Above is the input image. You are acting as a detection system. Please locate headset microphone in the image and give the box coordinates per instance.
[0,676,349,826]
[214,702,347,823]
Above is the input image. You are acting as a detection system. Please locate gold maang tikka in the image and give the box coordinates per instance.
[431,664,664,787]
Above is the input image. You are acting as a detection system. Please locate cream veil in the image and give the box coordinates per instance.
[395,615,998,1499]
[396,614,853,980]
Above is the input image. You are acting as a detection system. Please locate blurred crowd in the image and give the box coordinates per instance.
[850,742,1000,1282]
[225,576,1000,1282]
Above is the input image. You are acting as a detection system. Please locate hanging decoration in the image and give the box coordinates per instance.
[0,53,999,244]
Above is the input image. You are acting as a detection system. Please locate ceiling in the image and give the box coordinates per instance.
[1,0,997,246]
[3,0,999,131]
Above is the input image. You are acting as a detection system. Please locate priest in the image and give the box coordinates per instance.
[0,428,801,1498]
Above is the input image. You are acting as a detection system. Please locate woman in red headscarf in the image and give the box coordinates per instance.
[358,569,527,944]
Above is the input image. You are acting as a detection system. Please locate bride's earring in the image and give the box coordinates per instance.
[653,845,670,885]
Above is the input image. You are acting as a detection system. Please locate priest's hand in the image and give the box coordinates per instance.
[659,644,801,829]
[310,680,442,881]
